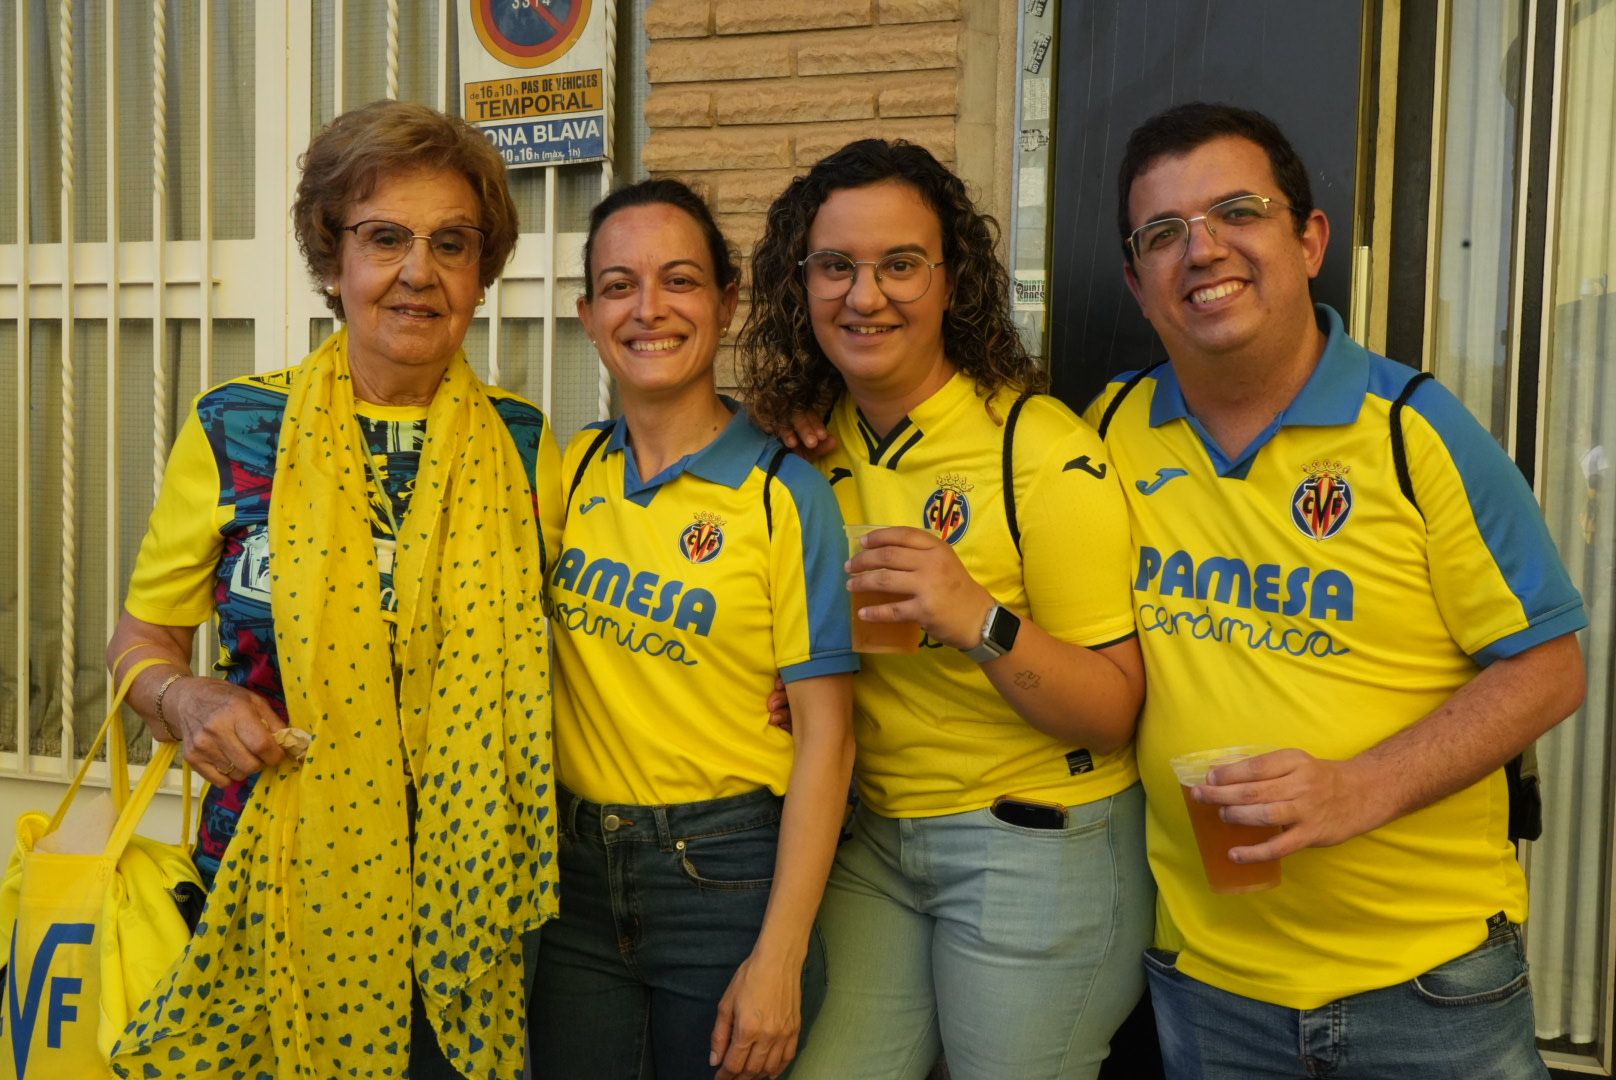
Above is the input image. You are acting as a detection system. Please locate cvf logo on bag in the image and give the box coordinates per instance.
[1,922,97,1078]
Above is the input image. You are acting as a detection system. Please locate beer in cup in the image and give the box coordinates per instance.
[844,524,921,655]
[1169,746,1282,894]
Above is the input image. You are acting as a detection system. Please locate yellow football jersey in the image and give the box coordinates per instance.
[819,372,1138,817]
[549,407,857,805]
[1086,306,1586,1008]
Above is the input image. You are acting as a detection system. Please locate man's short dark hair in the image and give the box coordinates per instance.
[1116,102,1314,260]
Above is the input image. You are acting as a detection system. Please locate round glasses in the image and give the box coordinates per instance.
[1126,194,1294,269]
[799,250,945,303]
[341,219,487,269]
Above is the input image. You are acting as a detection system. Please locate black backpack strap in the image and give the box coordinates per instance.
[762,444,790,538]
[1095,361,1166,439]
[1002,393,1032,553]
[566,425,614,510]
[1507,749,1543,844]
[1386,368,1539,842]
[1390,370,1434,517]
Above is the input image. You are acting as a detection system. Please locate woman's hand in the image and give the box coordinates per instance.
[710,949,804,1080]
[775,412,838,460]
[165,675,288,788]
[766,676,791,733]
[846,526,994,650]
[110,612,289,787]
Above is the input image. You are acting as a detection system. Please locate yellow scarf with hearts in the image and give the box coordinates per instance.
[112,330,557,1079]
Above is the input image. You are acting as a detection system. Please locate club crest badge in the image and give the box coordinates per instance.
[1292,460,1353,540]
[680,511,726,564]
[923,473,973,545]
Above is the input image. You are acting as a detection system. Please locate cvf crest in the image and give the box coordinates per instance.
[923,473,973,545]
[680,511,725,564]
[1292,460,1353,540]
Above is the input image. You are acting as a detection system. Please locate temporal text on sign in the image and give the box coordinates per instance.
[465,69,603,122]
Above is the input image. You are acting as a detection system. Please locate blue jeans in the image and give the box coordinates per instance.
[527,786,827,1080]
[791,783,1153,1080]
[1145,920,1549,1079]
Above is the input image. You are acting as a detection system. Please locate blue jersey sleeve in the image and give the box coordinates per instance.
[1401,377,1585,664]
[769,451,859,682]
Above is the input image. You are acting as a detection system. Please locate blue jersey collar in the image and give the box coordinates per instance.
[606,396,768,496]
[1148,305,1368,472]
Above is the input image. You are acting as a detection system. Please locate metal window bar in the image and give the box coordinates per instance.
[14,0,34,776]
[151,0,170,501]
[105,0,123,725]
[56,0,80,770]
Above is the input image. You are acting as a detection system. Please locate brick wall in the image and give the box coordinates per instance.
[641,0,989,380]
[643,0,964,252]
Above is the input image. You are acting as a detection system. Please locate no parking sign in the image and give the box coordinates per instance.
[458,0,611,168]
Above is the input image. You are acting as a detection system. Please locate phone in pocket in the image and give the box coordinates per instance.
[990,795,1068,830]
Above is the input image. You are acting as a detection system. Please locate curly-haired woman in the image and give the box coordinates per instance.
[739,139,1152,1080]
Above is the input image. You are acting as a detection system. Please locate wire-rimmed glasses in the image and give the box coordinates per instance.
[341,219,488,269]
[799,250,945,303]
[1126,194,1294,268]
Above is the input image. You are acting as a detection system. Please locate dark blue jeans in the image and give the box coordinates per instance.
[1146,919,1549,1079]
[528,786,828,1080]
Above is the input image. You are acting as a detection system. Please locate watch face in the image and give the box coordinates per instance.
[987,606,1021,652]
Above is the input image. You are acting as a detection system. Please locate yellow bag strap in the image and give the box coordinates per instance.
[108,642,199,848]
[101,644,158,813]
[49,655,161,832]
[105,740,182,863]
[50,655,194,859]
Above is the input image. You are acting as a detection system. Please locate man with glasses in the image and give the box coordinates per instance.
[1086,102,1586,1077]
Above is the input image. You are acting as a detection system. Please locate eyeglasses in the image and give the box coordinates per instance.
[1126,194,1295,268]
[798,250,945,303]
[341,219,487,269]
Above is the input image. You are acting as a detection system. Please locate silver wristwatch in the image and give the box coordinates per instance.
[962,604,1021,663]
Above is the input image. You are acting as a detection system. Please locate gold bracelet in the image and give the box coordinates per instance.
[152,671,187,741]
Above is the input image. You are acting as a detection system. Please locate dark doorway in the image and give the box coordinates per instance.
[1045,0,1368,412]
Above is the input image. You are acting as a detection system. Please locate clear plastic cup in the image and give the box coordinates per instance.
[1168,746,1282,894]
[844,525,921,655]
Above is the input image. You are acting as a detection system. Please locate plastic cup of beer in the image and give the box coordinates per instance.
[844,524,921,654]
[1169,746,1282,894]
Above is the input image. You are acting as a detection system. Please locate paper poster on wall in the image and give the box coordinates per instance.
[457,0,611,169]
[1009,0,1057,354]
[1013,271,1047,312]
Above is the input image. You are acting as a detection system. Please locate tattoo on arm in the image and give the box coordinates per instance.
[1014,670,1041,690]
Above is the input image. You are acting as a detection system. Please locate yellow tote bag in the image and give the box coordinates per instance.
[0,658,201,1080]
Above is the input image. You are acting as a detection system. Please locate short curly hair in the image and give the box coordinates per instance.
[292,100,519,319]
[738,139,1040,433]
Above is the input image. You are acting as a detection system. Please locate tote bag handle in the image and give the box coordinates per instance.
[51,653,196,861]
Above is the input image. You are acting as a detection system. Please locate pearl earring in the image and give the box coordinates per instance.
[324,283,339,297]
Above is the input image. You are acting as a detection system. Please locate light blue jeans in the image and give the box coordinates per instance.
[1145,918,1550,1079]
[791,783,1152,1080]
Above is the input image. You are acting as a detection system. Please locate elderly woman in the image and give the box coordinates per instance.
[104,100,559,1080]
[526,179,856,1080]
[739,140,1151,1080]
